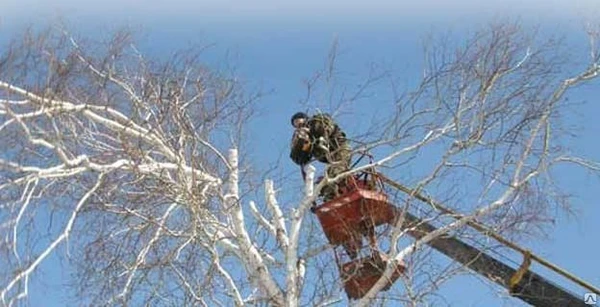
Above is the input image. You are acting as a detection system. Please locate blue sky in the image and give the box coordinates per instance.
[2,1,600,306]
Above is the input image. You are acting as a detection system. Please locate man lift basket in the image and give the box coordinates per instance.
[312,169,405,299]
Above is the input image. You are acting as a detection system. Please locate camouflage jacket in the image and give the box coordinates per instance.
[289,113,347,165]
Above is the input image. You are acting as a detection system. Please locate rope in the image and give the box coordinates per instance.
[377,173,600,295]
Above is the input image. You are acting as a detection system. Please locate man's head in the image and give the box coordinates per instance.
[290,112,308,128]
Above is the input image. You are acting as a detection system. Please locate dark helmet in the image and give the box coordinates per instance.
[290,112,308,126]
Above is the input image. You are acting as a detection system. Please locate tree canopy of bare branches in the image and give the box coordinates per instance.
[1,21,599,306]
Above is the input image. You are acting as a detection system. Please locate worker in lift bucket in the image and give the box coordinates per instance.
[289,111,351,202]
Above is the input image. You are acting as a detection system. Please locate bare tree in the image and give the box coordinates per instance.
[0,21,599,307]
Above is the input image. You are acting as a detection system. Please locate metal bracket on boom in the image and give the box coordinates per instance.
[509,250,532,293]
